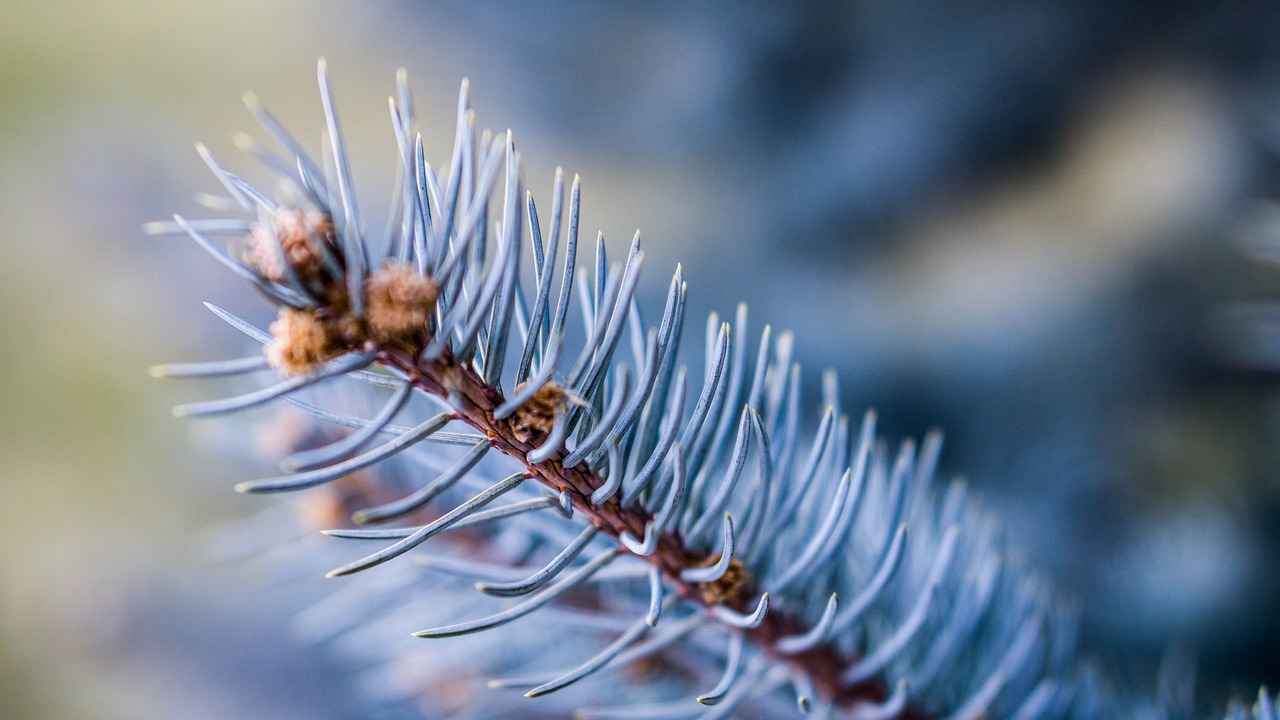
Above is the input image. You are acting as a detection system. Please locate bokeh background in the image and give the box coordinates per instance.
[4,1,1280,717]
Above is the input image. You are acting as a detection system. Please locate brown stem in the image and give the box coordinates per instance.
[378,346,937,718]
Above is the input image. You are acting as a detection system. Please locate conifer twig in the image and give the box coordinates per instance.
[156,60,1142,719]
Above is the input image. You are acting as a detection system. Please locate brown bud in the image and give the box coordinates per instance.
[244,209,334,284]
[695,555,751,608]
[509,381,568,446]
[364,264,439,347]
[266,307,365,375]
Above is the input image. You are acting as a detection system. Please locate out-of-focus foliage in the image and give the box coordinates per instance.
[5,1,1280,718]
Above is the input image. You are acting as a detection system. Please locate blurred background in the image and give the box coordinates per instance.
[4,0,1280,717]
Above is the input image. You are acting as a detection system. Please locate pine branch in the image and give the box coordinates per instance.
[151,59,1201,719]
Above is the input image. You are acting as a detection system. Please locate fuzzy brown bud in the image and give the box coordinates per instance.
[266,307,365,375]
[695,556,750,607]
[364,264,439,347]
[509,381,568,445]
[244,209,334,285]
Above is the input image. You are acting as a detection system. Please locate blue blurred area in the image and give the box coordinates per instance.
[5,1,1280,717]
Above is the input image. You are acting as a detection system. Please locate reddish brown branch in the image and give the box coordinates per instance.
[379,345,934,718]
[253,242,929,714]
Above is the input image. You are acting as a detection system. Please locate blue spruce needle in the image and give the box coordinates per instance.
[153,59,1276,719]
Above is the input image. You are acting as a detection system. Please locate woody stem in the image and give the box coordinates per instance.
[378,345,931,717]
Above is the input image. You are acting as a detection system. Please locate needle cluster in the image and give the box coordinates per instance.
[151,60,1269,720]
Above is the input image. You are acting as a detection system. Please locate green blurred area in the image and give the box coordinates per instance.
[0,3,386,717]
